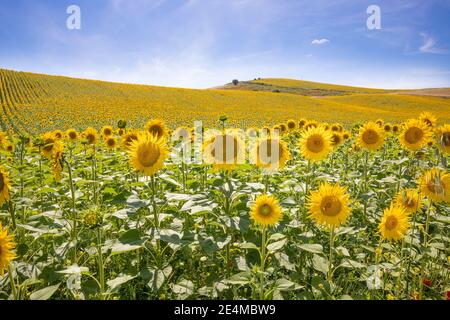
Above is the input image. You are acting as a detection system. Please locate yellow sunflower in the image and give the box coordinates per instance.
[394,189,423,215]
[287,119,297,131]
[128,133,168,176]
[379,205,410,242]
[330,132,343,146]
[145,119,168,140]
[0,166,11,207]
[307,182,351,227]
[53,130,64,140]
[384,123,392,133]
[419,112,437,128]
[122,130,139,149]
[253,137,291,170]
[435,124,450,154]
[117,128,125,136]
[41,132,57,158]
[203,134,244,171]
[357,122,385,152]
[101,126,113,137]
[299,126,333,162]
[375,119,384,127]
[417,168,450,203]
[250,194,283,227]
[298,119,307,129]
[105,136,117,150]
[0,222,16,275]
[66,128,78,141]
[83,127,98,145]
[399,119,432,151]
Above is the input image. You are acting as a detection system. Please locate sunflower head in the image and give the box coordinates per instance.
[66,128,78,141]
[307,182,351,228]
[53,130,64,140]
[342,131,351,140]
[250,194,283,227]
[83,127,98,145]
[117,128,125,136]
[253,137,291,170]
[435,124,450,155]
[41,132,57,158]
[0,222,16,275]
[122,130,139,149]
[145,119,168,140]
[299,126,333,162]
[417,168,450,203]
[392,125,399,133]
[101,126,113,137]
[330,133,343,146]
[357,122,385,152]
[287,119,297,131]
[299,119,307,129]
[0,166,11,207]
[105,137,117,150]
[379,205,410,242]
[384,123,392,132]
[375,119,384,127]
[394,189,423,214]
[128,132,168,176]
[399,119,432,151]
[419,112,437,128]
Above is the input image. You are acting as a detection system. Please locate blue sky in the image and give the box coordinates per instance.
[0,0,449,89]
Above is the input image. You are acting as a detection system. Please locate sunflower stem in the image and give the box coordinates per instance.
[363,151,369,192]
[259,227,267,300]
[151,174,161,264]
[96,227,105,299]
[327,226,335,283]
[8,264,17,300]
[65,159,77,263]
[405,193,420,298]
[8,201,16,230]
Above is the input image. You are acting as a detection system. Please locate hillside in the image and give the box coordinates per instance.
[1,68,449,134]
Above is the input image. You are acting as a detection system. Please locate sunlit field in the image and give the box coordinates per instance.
[0,94,449,300]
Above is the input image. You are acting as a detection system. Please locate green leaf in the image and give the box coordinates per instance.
[312,254,328,275]
[30,284,60,300]
[267,239,286,252]
[298,244,323,254]
[171,280,194,299]
[239,242,259,250]
[107,275,136,292]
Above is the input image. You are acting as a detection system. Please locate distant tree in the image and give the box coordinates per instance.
[232,79,239,86]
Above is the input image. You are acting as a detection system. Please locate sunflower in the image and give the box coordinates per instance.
[399,119,432,151]
[261,126,271,137]
[435,124,450,154]
[375,119,384,127]
[0,222,16,275]
[105,137,117,150]
[384,123,392,133]
[66,128,78,141]
[128,133,168,176]
[51,142,64,182]
[392,125,399,133]
[357,122,385,152]
[417,168,450,203]
[419,112,437,128]
[394,189,423,215]
[307,182,351,228]
[304,121,318,130]
[379,205,410,242]
[101,126,113,137]
[279,123,287,134]
[250,194,283,227]
[253,137,291,170]
[145,119,168,140]
[299,119,307,129]
[330,132,343,146]
[299,126,333,162]
[0,166,11,207]
[83,127,98,145]
[53,130,64,140]
[41,132,57,158]
[342,131,351,140]
[122,130,139,149]
[331,124,340,132]
[203,134,243,170]
[117,128,125,136]
[287,119,297,131]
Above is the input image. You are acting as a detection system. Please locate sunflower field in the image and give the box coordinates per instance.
[0,109,449,301]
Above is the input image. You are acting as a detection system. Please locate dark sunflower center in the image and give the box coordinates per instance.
[104,128,112,136]
[404,127,423,144]
[385,216,398,230]
[69,132,77,139]
[442,132,450,147]
[362,129,379,145]
[149,125,163,138]
[306,135,324,153]
[288,122,296,129]
[138,143,160,167]
[87,134,95,144]
[320,196,342,217]
[260,204,272,216]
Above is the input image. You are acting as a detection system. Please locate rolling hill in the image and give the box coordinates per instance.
[0,68,449,135]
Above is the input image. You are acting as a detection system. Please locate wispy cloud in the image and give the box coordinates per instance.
[311,39,329,45]
[419,33,448,54]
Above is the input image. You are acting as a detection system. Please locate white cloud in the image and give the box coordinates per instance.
[419,33,448,54]
[311,39,330,45]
